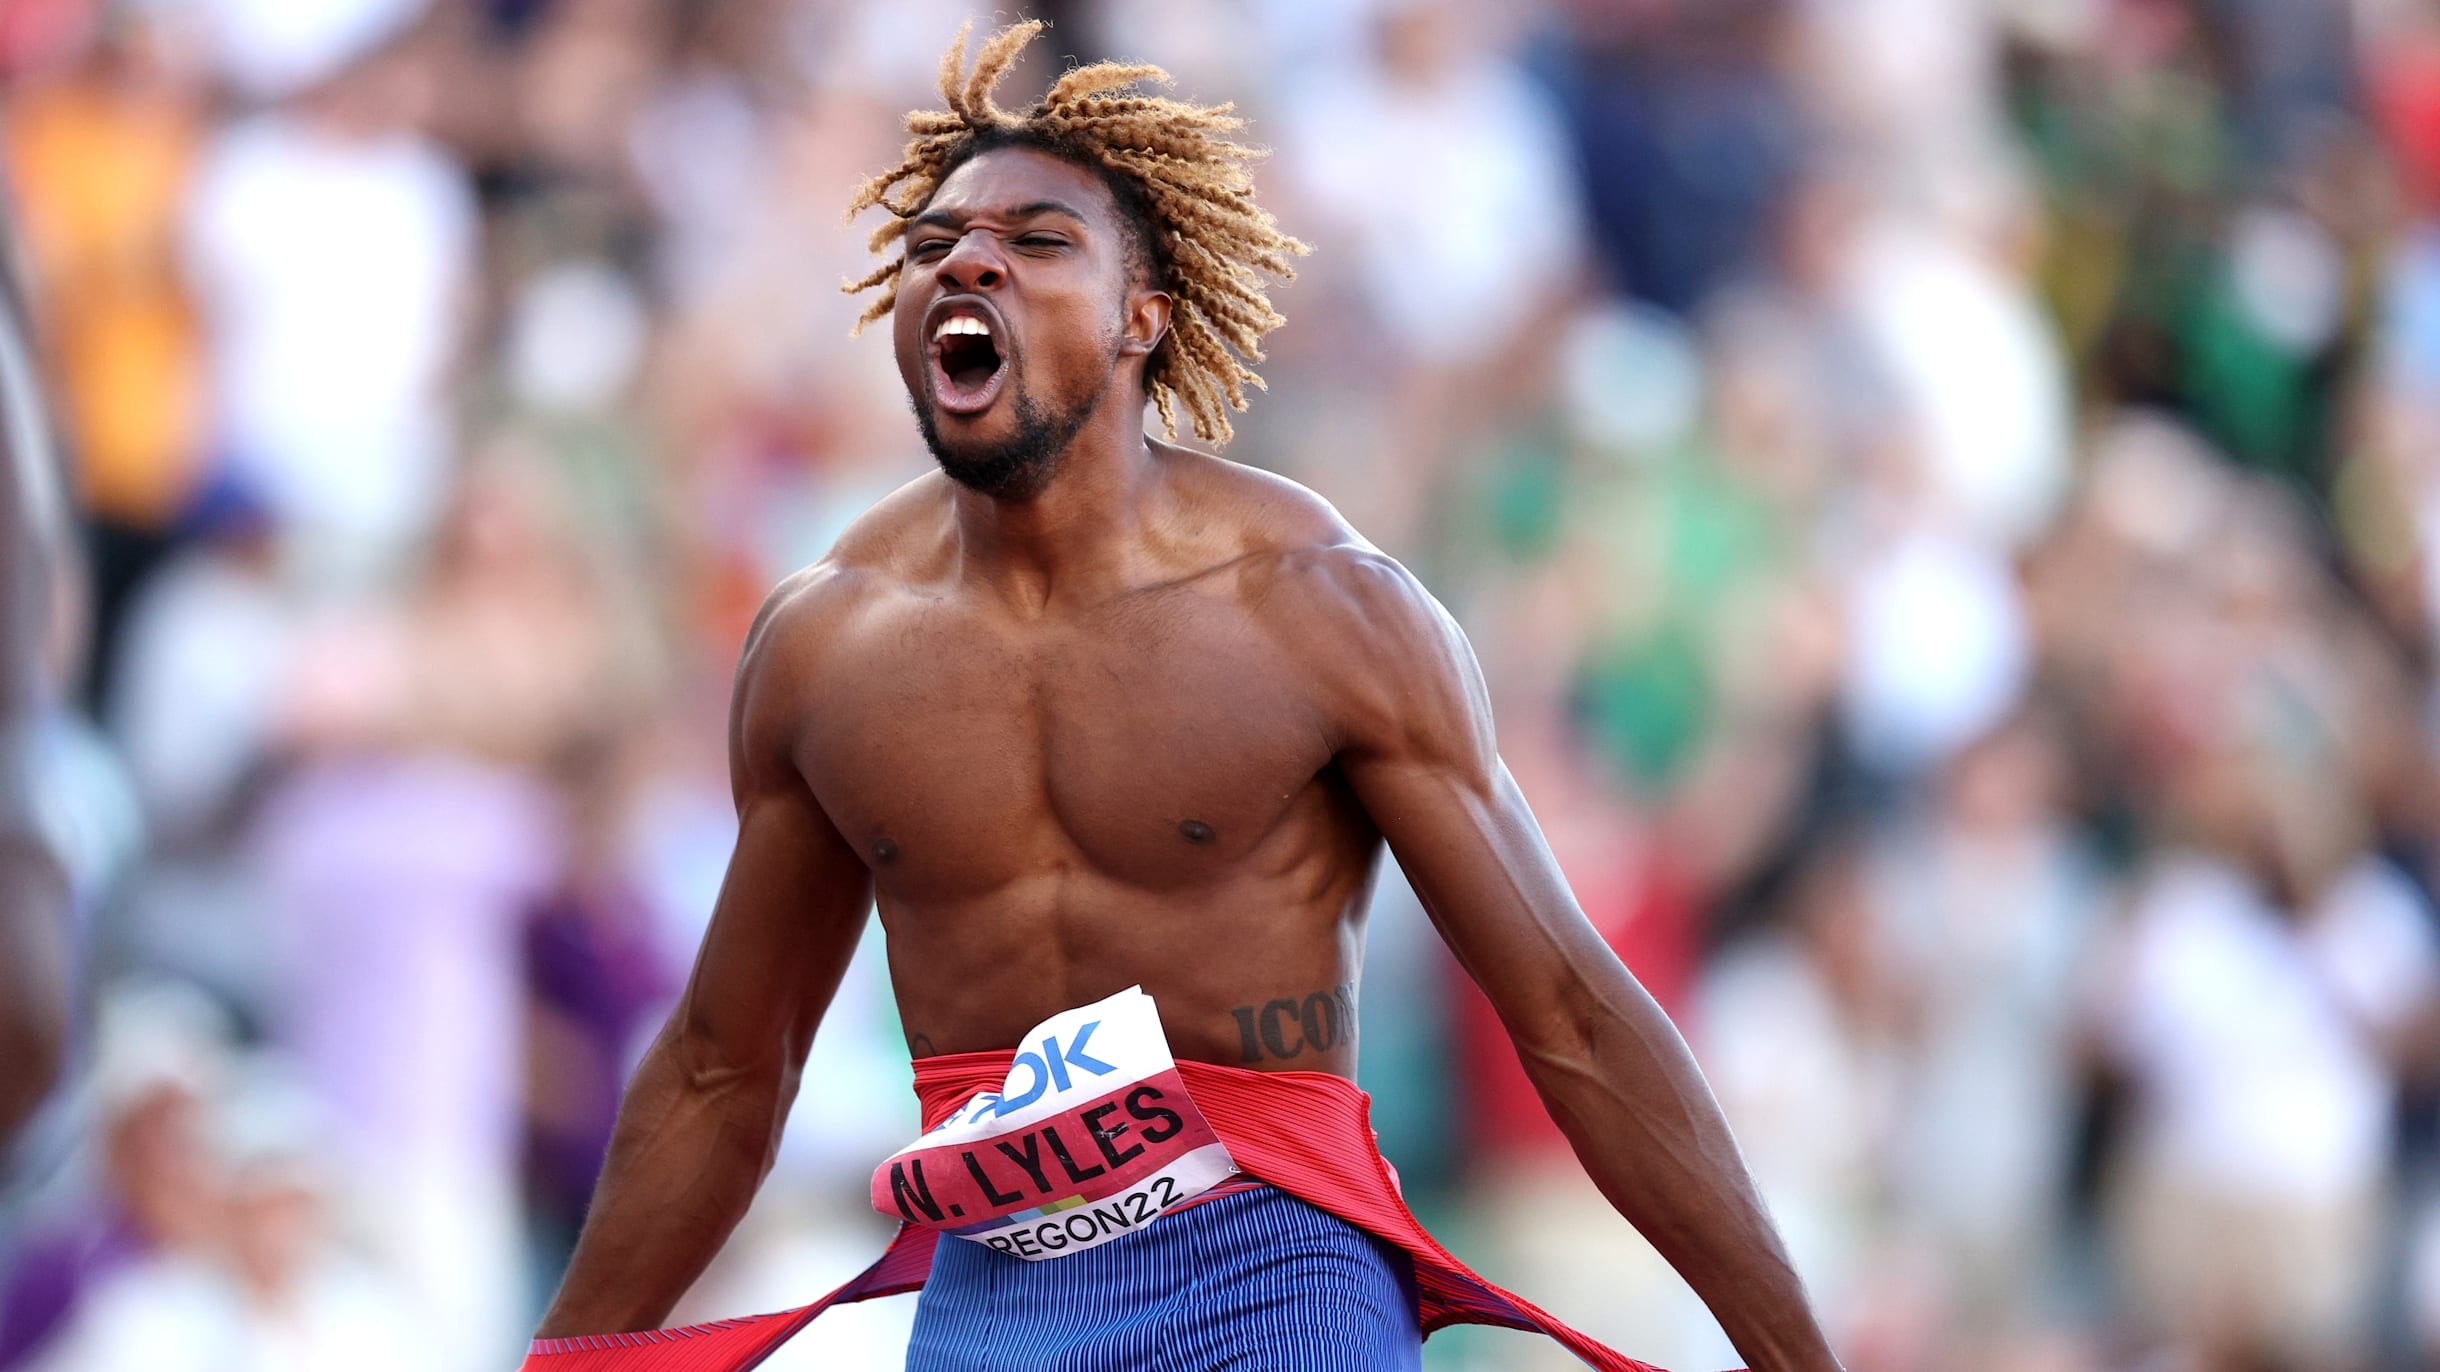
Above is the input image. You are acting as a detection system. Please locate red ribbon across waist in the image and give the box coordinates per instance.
[521,1052,1725,1372]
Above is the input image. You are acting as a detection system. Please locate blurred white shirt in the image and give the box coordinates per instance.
[31,1255,419,1372]
[1283,51,1586,366]
[2105,853,2438,1202]
[184,114,475,580]
[1844,213,2072,549]
[1839,526,2032,775]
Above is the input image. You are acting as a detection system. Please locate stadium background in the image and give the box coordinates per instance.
[3,0,2440,1369]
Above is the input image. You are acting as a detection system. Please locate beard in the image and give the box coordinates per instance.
[912,369,1108,502]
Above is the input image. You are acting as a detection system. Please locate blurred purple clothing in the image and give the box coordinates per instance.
[521,883,672,1224]
[0,1216,141,1370]
[252,757,562,1190]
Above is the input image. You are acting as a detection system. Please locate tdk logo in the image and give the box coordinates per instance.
[936,1021,1118,1129]
[999,1020,1117,1112]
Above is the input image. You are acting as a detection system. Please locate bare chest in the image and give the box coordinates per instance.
[795,589,1334,895]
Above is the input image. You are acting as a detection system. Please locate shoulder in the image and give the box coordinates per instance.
[1167,454,1485,756]
[733,472,952,725]
[1217,505,1464,685]
[1156,446,1415,617]
[742,473,952,660]
[1275,542,1489,762]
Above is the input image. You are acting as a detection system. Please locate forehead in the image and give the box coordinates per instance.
[919,145,1123,232]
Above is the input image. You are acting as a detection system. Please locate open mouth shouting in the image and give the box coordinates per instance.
[927,301,1009,417]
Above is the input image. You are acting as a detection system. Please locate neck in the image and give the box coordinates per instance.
[949,389,1165,612]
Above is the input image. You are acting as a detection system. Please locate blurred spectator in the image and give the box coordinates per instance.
[517,745,675,1280]
[182,16,475,588]
[2096,754,2438,1372]
[28,1058,420,1372]
[1543,0,1806,317]
[0,983,229,1369]
[1275,0,1590,547]
[3,13,207,707]
[96,492,291,1014]
[1695,827,1902,1368]
[249,458,615,1371]
[1282,1,1587,371]
[1,1,2438,1368]
[1867,709,2106,1366]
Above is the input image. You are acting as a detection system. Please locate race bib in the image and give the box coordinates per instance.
[871,987,1238,1260]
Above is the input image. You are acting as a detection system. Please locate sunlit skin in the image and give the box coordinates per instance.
[539,145,1840,1372]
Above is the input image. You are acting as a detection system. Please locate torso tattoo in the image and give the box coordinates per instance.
[1228,983,1356,1064]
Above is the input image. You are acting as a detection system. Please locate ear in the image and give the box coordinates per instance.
[1118,287,1171,360]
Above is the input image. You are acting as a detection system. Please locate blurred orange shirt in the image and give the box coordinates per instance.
[7,71,206,527]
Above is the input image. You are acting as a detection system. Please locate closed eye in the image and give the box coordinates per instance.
[908,239,951,261]
[1013,235,1067,249]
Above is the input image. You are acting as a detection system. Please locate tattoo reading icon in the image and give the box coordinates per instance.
[1230,983,1356,1063]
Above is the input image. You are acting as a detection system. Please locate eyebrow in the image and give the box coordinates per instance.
[909,200,1092,233]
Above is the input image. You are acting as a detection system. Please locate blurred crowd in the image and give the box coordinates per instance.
[3,0,2440,1370]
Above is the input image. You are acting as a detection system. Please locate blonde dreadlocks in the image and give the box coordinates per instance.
[845,20,1306,446]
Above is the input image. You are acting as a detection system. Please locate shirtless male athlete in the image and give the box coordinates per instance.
[530,23,1837,1372]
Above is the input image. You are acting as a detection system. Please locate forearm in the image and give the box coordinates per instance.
[1516,974,1836,1372]
[536,1029,795,1337]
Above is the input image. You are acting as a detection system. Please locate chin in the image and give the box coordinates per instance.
[943,458,1060,502]
[914,390,1070,501]
[924,402,1014,453]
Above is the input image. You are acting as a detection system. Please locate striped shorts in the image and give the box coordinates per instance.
[904,1183,1424,1371]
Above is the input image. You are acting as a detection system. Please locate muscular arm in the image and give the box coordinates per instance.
[1302,549,1837,1372]
[536,575,875,1336]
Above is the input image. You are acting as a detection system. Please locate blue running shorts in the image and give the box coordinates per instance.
[904,1183,1424,1371]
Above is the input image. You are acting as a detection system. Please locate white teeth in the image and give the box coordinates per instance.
[933,315,991,340]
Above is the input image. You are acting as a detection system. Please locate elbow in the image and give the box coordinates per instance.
[1504,960,1653,1088]
[1506,979,1606,1080]
[668,1018,779,1099]
[663,1017,798,1174]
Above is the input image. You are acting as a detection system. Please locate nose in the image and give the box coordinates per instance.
[934,231,1005,292]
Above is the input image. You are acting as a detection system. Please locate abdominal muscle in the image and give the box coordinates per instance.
[875,863,1377,1078]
